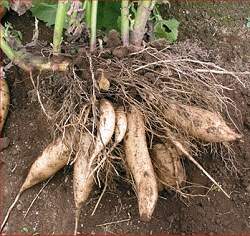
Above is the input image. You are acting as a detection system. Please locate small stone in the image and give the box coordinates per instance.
[246,99,250,106]
[144,72,155,80]
[12,98,17,106]
[246,185,250,193]
[244,116,250,129]
[47,89,52,95]
[215,218,220,224]
[241,88,250,97]
[27,89,37,102]
[17,204,22,211]
[0,137,10,151]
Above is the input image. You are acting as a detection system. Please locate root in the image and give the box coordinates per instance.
[91,178,107,216]
[166,129,230,198]
[0,191,22,232]
[38,42,244,176]
[29,72,52,120]
[74,208,80,235]
[27,41,244,212]
[24,176,53,218]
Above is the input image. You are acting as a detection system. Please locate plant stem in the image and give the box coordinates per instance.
[0,36,15,61]
[90,0,98,52]
[130,0,152,47]
[150,0,156,11]
[121,0,129,46]
[53,0,68,54]
[0,25,70,72]
[0,25,30,71]
[85,0,92,28]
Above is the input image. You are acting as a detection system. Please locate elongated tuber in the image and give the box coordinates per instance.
[88,99,116,171]
[0,130,74,232]
[0,78,10,134]
[73,133,93,235]
[114,106,127,144]
[164,103,241,142]
[124,106,158,221]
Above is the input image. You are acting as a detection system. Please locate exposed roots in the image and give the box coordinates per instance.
[31,41,244,206]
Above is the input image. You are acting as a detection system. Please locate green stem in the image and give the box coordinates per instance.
[130,0,152,47]
[85,0,92,28]
[0,36,15,61]
[0,25,69,72]
[121,0,129,46]
[90,0,98,52]
[150,0,156,11]
[0,25,30,71]
[53,0,68,54]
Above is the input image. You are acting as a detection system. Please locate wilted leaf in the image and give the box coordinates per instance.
[10,0,32,16]
[154,18,179,43]
[4,22,23,49]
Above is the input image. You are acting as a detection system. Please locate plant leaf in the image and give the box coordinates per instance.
[0,0,10,9]
[154,18,179,43]
[30,2,70,28]
[97,1,121,31]
[30,3,58,27]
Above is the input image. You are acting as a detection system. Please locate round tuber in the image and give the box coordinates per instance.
[151,142,186,189]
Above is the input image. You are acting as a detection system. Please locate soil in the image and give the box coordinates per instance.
[1,2,250,234]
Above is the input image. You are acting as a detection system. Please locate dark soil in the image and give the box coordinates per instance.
[1,2,250,234]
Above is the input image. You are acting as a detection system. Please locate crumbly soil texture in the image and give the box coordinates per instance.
[1,2,250,234]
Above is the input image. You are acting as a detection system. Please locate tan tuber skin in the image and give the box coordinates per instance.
[0,131,74,232]
[73,133,93,235]
[0,77,10,151]
[114,106,127,144]
[124,106,158,222]
[164,103,241,143]
[20,137,70,192]
[87,99,116,172]
[151,143,186,190]
[0,78,9,133]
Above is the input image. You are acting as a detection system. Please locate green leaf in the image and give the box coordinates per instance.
[30,2,70,28]
[97,1,121,31]
[30,3,58,27]
[0,0,9,9]
[154,18,179,43]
